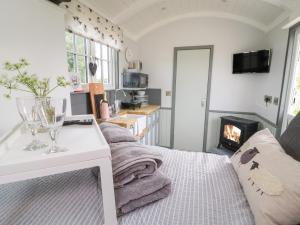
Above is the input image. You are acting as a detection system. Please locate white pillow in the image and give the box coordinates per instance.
[231,128,300,225]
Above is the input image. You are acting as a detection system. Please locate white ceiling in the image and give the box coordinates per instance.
[81,0,300,40]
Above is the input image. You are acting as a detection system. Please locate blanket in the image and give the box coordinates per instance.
[110,142,163,188]
[115,170,171,216]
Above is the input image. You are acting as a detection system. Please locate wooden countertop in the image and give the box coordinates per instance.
[119,105,160,115]
[99,117,136,129]
[97,105,160,128]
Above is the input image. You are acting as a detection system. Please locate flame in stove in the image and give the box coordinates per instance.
[224,125,241,144]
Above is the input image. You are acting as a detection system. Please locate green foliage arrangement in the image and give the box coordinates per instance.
[0,59,70,98]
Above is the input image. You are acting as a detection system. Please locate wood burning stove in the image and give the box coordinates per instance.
[218,116,259,151]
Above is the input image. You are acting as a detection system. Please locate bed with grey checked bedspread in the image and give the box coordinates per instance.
[0,147,255,225]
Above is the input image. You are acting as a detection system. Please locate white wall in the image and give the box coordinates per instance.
[138,18,267,109]
[118,36,139,87]
[137,17,289,149]
[254,23,289,124]
[0,0,140,136]
[0,0,70,136]
[0,0,288,150]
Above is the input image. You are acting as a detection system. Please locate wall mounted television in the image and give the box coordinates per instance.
[233,49,272,74]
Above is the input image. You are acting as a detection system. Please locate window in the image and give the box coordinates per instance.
[65,31,118,89]
[290,74,300,116]
[288,32,300,116]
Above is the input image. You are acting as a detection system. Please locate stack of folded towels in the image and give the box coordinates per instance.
[97,122,171,216]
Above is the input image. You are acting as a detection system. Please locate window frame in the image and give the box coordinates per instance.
[278,25,300,136]
[287,28,300,117]
[65,31,118,90]
[66,33,89,83]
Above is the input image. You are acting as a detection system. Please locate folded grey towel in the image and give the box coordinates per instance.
[99,122,138,144]
[115,170,171,216]
[110,142,163,188]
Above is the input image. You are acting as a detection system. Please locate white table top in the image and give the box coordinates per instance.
[0,115,110,176]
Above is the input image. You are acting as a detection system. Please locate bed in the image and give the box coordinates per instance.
[0,147,255,225]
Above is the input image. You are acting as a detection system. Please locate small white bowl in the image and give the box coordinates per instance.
[137,91,146,96]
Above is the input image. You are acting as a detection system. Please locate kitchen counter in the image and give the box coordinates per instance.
[119,105,160,115]
[98,105,160,129]
[98,105,160,145]
[100,117,136,129]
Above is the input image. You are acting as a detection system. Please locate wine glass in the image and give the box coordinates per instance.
[38,98,68,154]
[16,97,48,151]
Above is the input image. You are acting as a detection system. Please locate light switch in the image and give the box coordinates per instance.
[166,91,172,96]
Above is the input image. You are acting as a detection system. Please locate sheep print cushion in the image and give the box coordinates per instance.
[231,129,300,225]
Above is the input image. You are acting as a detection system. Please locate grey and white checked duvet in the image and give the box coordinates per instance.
[0,147,255,225]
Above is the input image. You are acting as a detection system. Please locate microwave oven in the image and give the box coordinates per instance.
[123,72,148,89]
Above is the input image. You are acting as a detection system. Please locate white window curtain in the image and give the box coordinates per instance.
[60,0,124,50]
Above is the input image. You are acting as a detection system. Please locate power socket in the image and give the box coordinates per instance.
[264,95,272,106]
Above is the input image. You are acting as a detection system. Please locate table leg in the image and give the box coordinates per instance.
[98,158,118,225]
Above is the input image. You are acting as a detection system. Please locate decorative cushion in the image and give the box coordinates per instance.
[279,112,300,162]
[231,128,300,225]
[99,122,138,144]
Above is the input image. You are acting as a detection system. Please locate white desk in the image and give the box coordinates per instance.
[0,115,117,225]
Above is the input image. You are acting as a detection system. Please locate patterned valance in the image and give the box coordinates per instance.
[59,0,124,49]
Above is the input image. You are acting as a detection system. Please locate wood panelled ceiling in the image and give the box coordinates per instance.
[81,0,300,40]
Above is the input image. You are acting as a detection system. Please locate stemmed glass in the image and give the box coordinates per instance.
[16,97,48,151]
[38,98,68,154]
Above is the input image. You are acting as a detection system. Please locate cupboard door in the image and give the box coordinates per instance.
[141,136,146,145]
[155,122,159,145]
[155,110,160,145]
[152,126,155,145]
[147,115,152,145]
[151,113,155,145]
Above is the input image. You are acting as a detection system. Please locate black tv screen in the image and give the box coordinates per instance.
[233,49,271,74]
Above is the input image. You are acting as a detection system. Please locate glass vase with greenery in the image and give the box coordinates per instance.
[0,59,70,151]
[0,59,69,98]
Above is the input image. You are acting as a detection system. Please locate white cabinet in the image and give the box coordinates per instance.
[136,109,160,146]
[119,114,147,136]
[144,110,160,146]
[109,108,160,145]
[155,110,160,145]
[140,135,146,145]
[146,114,152,145]
[158,108,172,147]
